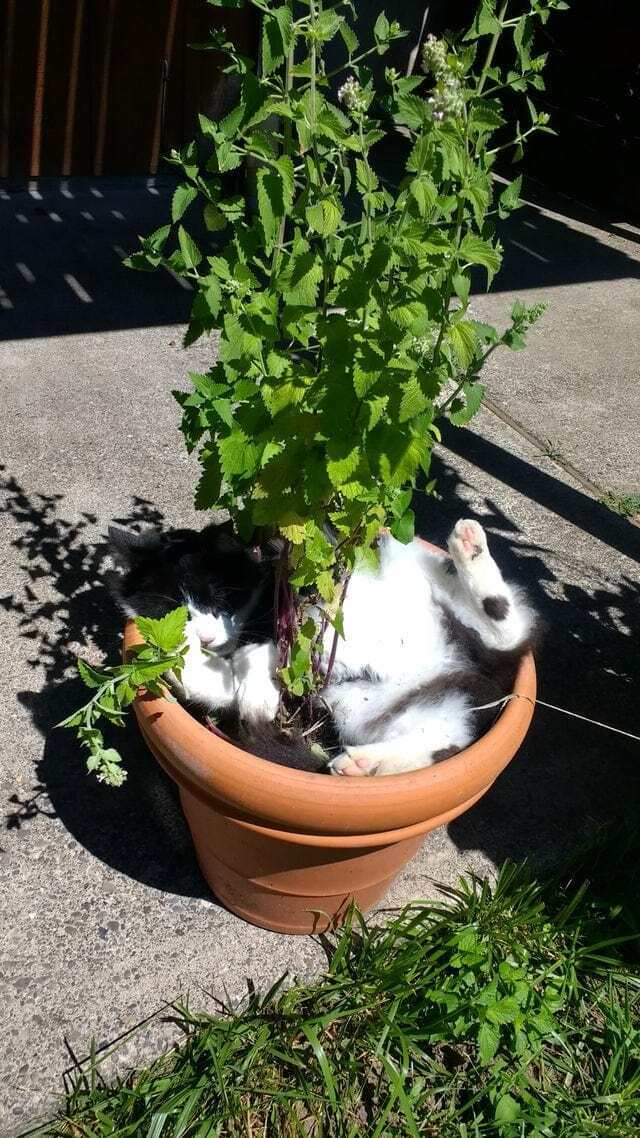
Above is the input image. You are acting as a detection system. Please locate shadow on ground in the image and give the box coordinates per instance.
[417,438,640,868]
[2,442,639,890]
[1,464,208,900]
[1,174,639,344]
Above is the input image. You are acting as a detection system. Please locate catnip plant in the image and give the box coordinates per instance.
[64,0,568,783]
[128,0,565,691]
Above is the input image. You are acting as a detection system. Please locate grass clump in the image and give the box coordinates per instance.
[45,831,640,1137]
[601,492,640,519]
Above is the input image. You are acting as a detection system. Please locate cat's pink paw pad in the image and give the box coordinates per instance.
[329,753,377,777]
[449,518,487,563]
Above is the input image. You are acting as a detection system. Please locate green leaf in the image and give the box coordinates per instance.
[77,659,106,689]
[399,377,430,422]
[172,183,198,223]
[178,226,202,270]
[306,198,342,236]
[486,996,520,1025]
[279,251,323,306]
[203,203,227,232]
[339,21,358,54]
[195,450,222,510]
[469,97,505,133]
[448,321,477,370]
[459,233,501,287]
[217,430,261,479]
[213,139,242,173]
[498,174,523,218]
[464,0,501,40]
[326,442,361,487]
[373,10,390,48]
[394,93,429,130]
[134,607,188,652]
[453,272,470,305]
[449,381,484,425]
[262,6,294,75]
[391,509,415,544]
[478,1019,500,1063]
[495,1094,520,1123]
[409,175,437,217]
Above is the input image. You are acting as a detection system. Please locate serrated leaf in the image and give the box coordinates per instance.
[195,451,222,510]
[449,381,484,425]
[464,0,501,39]
[373,10,390,46]
[262,6,294,75]
[77,659,106,689]
[203,203,227,232]
[394,93,428,130]
[172,183,198,223]
[486,997,520,1025]
[459,233,501,287]
[469,97,505,133]
[391,509,415,544]
[478,1019,499,1063]
[217,430,261,479]
[134,607,188,653]
[213,139,242,173]
[339,21,358,54]
[399,377,430,422]
[306,198,342,236]
[409,175,437,217]
[498,174,523,218]
[178,226,202,270]
[279,251,323,306]
[326,442,361,487]
[448,321,477,369]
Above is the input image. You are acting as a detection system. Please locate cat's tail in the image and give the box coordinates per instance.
[238,720,330,774]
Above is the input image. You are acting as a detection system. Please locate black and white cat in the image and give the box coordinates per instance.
[108,519,536,777]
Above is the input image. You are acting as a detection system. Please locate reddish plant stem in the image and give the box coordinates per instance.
[321,572,352,690]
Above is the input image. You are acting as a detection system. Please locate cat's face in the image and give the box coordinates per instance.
[108,522,269,651]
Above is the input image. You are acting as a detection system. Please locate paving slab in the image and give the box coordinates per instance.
[1,180,639,1134]
[468,182,640,498]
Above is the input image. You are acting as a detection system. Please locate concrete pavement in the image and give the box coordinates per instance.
[1,178,638,1133]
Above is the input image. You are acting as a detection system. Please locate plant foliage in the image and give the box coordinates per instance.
[45,832,640,1136]
[58,608,188,785]
[127,0,567,688]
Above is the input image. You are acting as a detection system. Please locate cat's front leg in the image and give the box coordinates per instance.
[175,623,236,710]
[233,641,280,723]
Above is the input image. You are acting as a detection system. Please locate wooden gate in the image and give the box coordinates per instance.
[0,0,256,178]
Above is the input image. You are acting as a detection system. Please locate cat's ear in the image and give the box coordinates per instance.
[107,525,161,569]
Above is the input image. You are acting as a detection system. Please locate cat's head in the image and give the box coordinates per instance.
[108,521,271,651]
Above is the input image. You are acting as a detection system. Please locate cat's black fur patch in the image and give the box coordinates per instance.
[108,521,275,648]
[482,595,509,621]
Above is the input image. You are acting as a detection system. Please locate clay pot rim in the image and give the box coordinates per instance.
[125,538,536,834]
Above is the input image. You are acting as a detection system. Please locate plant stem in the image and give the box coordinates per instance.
[322,572,351,689]
[271,1,295,275]
[477,1,509,96]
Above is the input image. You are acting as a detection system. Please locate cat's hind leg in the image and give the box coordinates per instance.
[328,691,473,776]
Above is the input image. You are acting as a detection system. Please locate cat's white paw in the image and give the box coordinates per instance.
[448,518,488,564]
[328,749,380,777]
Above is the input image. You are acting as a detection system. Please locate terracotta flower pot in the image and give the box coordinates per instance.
[124,543,536,934]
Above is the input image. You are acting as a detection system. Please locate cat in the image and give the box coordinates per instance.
[108,518,536,777]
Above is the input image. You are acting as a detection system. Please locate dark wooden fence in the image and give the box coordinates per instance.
[0,0,256,178]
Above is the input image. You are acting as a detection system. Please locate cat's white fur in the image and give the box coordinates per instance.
[178,520,533,776]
